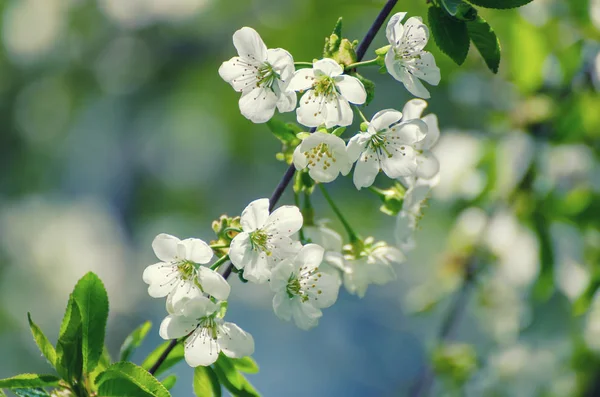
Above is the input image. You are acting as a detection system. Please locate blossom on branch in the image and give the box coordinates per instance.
[287,58,366,127]
[293,131,352,183]
[219,27,297,123]
[401,98,441,180]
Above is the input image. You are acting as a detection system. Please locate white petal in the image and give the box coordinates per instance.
[353,151,380,190]
[303,225,343,252]
[296,91,327,127]
[181,296,219,318]
[309,163,339,183]
[402,17,429,52]
[267,48,295,82]
[229,233,255,269]
[272,292,294,321]
[218,57,248,91]
[325,95,353,128]
[381,146,418,178]
[197,266,231,301]
[369,262,397,286]
[270,236,302,264]
[241,250,271,284]
[293,243,324,272]
[239,87,278,123]
[419,113,440,150]
[306,271,339,309]
[343,260,371,298]
[370,109,403,132]
[177,238,213,264]
[372,246,405,266]
[276,90,297,113]
[152,234,180,262]
[167,282,204,314]
[389,119,428,144]
[409,52,440,86]
[346,134,369,162]
[240,198,270,231]
[159,315,198,340]
[401,99,428,121]
[395,211,415,246]
[143,263,179,298]
[218,322,255,359]
[292,144,309,170]
[386,12,407,45]
[287,68,316,92]
[335,75,367,105]
[313,58,343,77]
[184,329,220,367]
[270,260,295,293]
[385,48,405,83]
[233,27,267,63]
[416,150,440,179]
[291,300,322,330]
[264,205,303,236]
[400,69,431,99]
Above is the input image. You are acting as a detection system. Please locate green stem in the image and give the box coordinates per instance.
[209,244,229,249]
[345,58,379,70]
[210,254,230,271]
[294,61,313,67]
[354,105,369,123]
[318,184,359,243]
[368,185,386,199]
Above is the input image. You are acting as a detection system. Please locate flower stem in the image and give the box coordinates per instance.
[294,190,306,242]
[345,58,379,70]
[210,254,230,271]
[354,105,369,123]
[318,184,359,243]
[294,61,313,67]
[209,244,229,249]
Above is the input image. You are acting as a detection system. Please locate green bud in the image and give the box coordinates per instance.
[332,126,346,137]
[323,18,343,57]
[218,301,228,318]
[432,343,478,386]
[369,183,406,216]
[294,169,315,194]
[359,122,369,132]
[333,38,358,67]
[374,45,391,56]
[296,132,311,140]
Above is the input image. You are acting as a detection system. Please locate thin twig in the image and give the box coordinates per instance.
[409,259,478,397]
[145,0,399,375]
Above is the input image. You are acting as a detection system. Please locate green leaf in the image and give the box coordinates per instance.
[13,389,51,397]
[440,0,478,20]
[160,375,177,391]
[96,362,171,397]
[0,374,60,389]
[428,6,470,65]
[193,367,221,397]
[466,0,533,9]
[55,296,83,383]
[141,341,185,377]
[213,355,260,397]
[466,16,501,73]
[72,272,109,374]
[231,357,259,374]
[119,321,152,362]
[90,346,112,391]
[27,313,57,369]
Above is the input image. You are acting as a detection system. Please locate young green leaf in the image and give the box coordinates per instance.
[55,296,83,383]
[466,0,533,9]
[0,374,60,389]
[72,272,109,374]
[27,313,57,369]
[266,118,300,143]
[96,362,171,397]
[213,355,260,397]
[466,16,501,73]
[440,0,477,21]
[193,367,221,397]
[141,341,185,377]
[89,346,113,392]
[12,389,51,397]
[428,6,470,65]
[119,321,152,362]
[160,375,177,391]
[231,357,259,374]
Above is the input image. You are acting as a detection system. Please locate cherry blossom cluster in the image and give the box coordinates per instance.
[141,12,442,369]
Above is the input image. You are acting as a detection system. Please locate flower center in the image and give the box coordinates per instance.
[312,75,337,98]
[256,62,280,89]
[249,229,271,254]
[368,134,394,158]
[177,261,197,281]
[304,142,336,171]
[197,316,218,340]
[286,267,324,302]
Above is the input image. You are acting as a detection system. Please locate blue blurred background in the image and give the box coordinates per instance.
[1,0,599,396]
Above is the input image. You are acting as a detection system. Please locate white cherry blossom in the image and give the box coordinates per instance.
[287,58,366,128]
[303,222,345,285]
[159,297,254,367]
[401,98,441,179]
[219,27,296,123]
[395,176,439,251]
[342,238,404,298]
[347,109,428,190]
[270,244,340,330]
[229,198,303,284]
[293,131,352,183]
[385,12,441,99]
[143,234,230,313]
